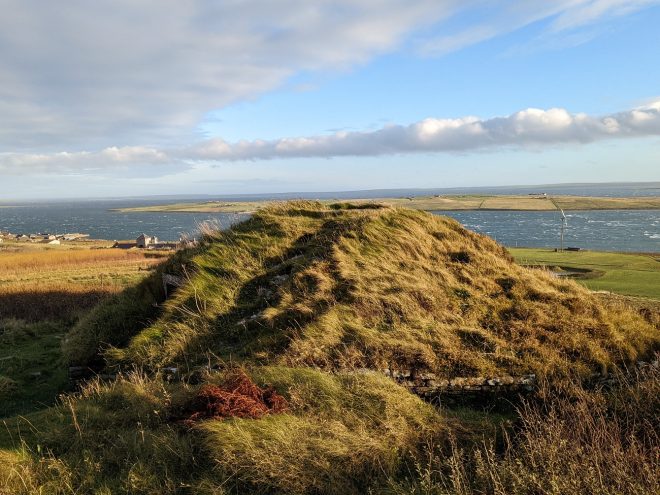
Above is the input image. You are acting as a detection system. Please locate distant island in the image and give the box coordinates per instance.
[113,193,660,213]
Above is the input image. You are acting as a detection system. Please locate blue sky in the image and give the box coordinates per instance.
[201,10,660,141]
[0,1,659,199]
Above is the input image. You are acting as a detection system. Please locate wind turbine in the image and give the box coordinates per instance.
[559,208,567,252]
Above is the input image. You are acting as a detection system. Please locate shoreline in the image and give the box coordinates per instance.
[111,194,660,214]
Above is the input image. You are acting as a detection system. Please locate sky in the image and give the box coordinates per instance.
[0,0,659,199]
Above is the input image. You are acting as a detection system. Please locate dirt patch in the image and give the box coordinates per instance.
[182,371,288,422]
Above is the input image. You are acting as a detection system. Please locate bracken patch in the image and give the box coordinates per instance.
[182,371,288,422]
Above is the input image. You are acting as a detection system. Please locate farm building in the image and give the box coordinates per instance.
[136,234,159,248]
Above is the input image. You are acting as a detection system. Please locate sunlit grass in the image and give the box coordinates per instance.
[510,248,660,299]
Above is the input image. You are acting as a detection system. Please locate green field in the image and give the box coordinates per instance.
[509,248,660,299]
[0,320,68,417]
[0,244,169,417]
[114,194,660,213]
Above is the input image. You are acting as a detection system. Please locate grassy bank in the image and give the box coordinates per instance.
[510,248,660,299]
[0,319,69,417]
[0,244,168,321]
[0,203,658,494]
[0,243,171,417]
[113,194,660,213]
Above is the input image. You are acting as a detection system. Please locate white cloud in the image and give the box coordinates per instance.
[550,0,660,31]
[178,101,660,160]
[0,0,456,151]
[0,146,170,174]
[1,1,657,154]
[2,101,658,174]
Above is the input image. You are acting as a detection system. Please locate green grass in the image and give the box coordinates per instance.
[0,244,171,418]
[510,248,660,299]
[1,202,658,494]
[68,202,658,382]
[0,367,445,494]
[0,319,69,417]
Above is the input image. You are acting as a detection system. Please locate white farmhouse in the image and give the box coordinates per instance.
[136,234,159,248]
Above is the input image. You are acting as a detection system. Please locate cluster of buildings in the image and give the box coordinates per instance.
[112,234,190,251]
[0,228,194,251]
[0,230,89,244]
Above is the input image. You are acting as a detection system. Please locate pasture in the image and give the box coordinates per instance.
[510,248,660,299]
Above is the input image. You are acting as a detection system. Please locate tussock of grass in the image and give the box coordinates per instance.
[385,366,660,495]
[69,202,657,379]
[0,375,17,397]
[0,373,201,494]
[62,270,167,366]
[200,367,441,494]
[0,367,442,494]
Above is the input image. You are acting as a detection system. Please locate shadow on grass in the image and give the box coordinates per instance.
[0,289,114,322]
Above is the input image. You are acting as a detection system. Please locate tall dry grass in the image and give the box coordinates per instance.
[386,365,660,495]
[0,248,155,273]
[0,248,168,321]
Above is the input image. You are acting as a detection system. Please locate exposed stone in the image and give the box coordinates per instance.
[271,275,289,286]
[236,313,262,327]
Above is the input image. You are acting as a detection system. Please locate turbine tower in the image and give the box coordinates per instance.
[559,208,567,252]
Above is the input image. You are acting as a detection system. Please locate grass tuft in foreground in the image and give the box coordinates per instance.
[385,365,660,495]
[0,367,443,494]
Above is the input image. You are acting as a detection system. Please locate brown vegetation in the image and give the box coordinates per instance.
[0,248,167,321]
[387,364,660,495]
[182,370,288,422]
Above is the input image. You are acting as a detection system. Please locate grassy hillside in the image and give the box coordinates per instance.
[1,202,658,494]
[510,248,660,299]
[0,244,169,416]
[69,202,657,379]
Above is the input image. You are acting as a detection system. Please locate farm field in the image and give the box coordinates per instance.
[509,247,660,299]
[0,243,168,320]
[113,194,660,213]
[0,242,170,416]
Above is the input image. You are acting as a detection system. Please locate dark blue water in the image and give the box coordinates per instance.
[0,200,249,241]
[431,210,660,253]
[0,185,659,251]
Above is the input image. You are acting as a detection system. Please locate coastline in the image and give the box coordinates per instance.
[111,194,660,214]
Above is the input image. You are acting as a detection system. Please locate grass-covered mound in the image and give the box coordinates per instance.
[3,201,658,494]
[0,367,442,494]
[67,201,657,379]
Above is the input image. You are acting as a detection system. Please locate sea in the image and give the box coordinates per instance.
[1,183,659,253]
